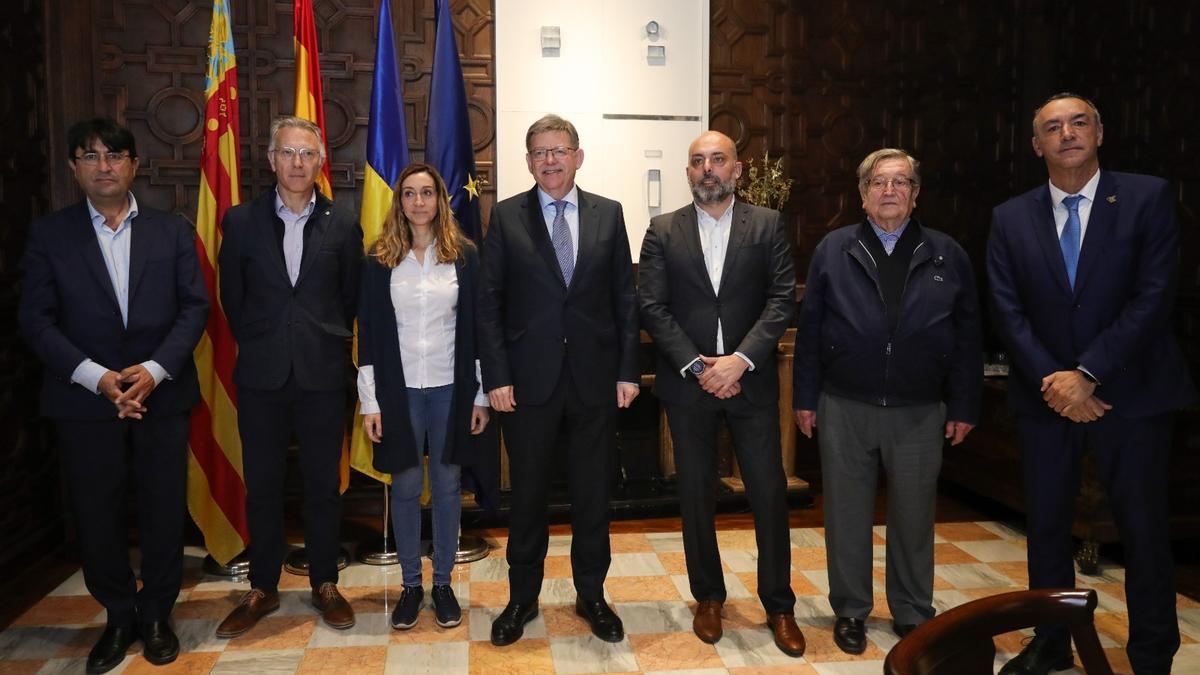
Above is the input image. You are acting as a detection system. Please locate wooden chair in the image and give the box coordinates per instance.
[883,589,1113,675]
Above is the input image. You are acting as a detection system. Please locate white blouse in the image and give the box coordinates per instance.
[358,247,487,414]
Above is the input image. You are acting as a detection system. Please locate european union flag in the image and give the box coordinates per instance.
[426,0,482,241]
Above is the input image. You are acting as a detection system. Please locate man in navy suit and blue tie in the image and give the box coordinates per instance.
[989,93,1197,675]
[19,117,209,673]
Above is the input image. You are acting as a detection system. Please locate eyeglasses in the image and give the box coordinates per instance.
[271,146,321,163]
[866,176,917,192]
[75,151,131,166]
[528,146,576,162]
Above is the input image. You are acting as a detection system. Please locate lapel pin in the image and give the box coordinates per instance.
[325,210,331,215]
[1106,195,1116,203]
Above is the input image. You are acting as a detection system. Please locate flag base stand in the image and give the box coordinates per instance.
[284,546,351,575]
[203,552,251,578]
[356,536,402,566]
[454,534,489,564]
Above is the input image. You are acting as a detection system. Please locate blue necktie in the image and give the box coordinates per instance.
[1061,195,1083,288]
[551,200,574,285]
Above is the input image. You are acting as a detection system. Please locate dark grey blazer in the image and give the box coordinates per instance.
[638,200,797,407]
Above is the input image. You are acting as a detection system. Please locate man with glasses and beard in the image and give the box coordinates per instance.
[638,130,805,658]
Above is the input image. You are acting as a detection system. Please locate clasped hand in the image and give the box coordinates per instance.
[100,365,157,419]
[696,354,746,399]
[1041,370,1112,422]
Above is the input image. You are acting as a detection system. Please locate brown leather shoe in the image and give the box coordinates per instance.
[767,612,806,657]
[693,600,723,643]
[216,589,280,638]
[312,582,355,629]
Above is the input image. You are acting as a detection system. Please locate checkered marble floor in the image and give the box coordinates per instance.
[3,520,1200,674]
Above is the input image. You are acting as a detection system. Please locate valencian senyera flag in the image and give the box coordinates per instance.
[189,0,249,566]
[427,0,482,241]
[292,0,334,200]
[349,0,410,485]
[292,0,352,494]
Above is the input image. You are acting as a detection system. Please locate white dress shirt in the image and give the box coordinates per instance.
[682,200,754,376]
[537,185,580,262]
[276,189,316,286]
[69,193,168,394]
[1048,168,1100,245]
[357,246,487,414]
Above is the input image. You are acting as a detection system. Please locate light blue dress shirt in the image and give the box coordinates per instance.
[69,193,168,394]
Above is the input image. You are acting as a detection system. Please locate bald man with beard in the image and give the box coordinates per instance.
[638,131,805,658]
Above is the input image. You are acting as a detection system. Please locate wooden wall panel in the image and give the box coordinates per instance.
[81,0,495,226]
[0,0,63,579]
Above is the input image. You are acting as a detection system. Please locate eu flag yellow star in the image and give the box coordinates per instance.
[463,174,480,201]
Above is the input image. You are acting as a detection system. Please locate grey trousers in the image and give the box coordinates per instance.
[817,392,945,625]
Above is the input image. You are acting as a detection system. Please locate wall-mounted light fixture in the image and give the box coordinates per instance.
[541,26,561,57]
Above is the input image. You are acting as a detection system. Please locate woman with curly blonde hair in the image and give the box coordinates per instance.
[356,163,488,631]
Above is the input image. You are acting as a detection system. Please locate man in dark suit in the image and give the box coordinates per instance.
[989,93,1197,675]
[19,117,208,673]
[215,116,362,637]
[638,130,805,657]
[479,114,640,646]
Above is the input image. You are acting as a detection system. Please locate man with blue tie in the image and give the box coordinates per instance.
[989,93,1196,675]
[479,114,640,646]
[19,117,209,672]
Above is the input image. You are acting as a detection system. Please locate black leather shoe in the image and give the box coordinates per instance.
[832,617,866,655]
[490,602,539,646]
[893,621,919,638]
[575,597,624,643]
[998,635,1074,674]
[140,620,180,666]
[86,624,138,674]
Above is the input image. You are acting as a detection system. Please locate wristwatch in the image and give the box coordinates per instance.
[688,360,706,377]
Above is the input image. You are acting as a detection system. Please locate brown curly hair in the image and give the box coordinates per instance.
[369,163,472,268]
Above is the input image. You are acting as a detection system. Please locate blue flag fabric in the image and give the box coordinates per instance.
[426,0,482,242]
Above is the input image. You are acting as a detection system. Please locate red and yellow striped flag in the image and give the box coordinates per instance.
[189,0,249,566]
[293,0,333,199]
[292,0,350,492]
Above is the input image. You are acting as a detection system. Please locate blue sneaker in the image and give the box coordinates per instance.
[391,585,423,630]
[431,584,462,628]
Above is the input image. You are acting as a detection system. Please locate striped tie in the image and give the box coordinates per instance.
[551,199,574,285]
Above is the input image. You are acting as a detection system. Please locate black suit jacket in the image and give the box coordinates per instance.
[987,170,1197,418]
[639,200,797,407]
[218,189,363,391]
[478,187,639,406]
[19,200,209,420]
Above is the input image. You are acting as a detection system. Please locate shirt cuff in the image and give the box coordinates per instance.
[1076,364,1100,385]
[680,356,702,378]
[357,365,380,414]
[473,360,489,407]
[734,351,755,371]
[70,359,109,395]
[142,360,168,386]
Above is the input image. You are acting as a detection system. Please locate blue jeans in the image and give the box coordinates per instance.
[391,384,461,586]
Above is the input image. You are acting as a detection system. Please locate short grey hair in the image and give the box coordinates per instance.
[267,115,326,161]
[525,114,580,151]
[856,148,921,188]
[1031,92,1102,136]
